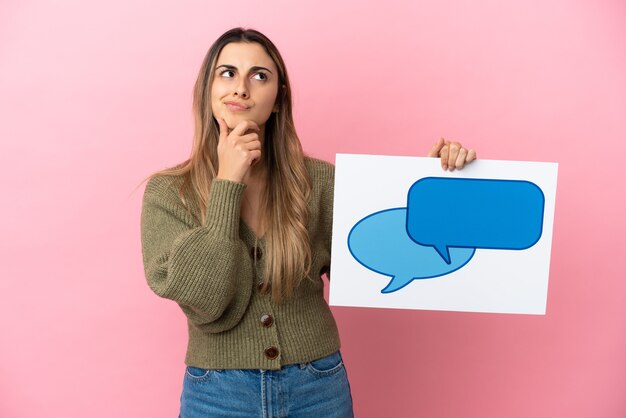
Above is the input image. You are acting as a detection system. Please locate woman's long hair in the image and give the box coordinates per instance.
[141,28,312,303]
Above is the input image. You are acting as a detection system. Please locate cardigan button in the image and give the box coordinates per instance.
[264,346,279,360]
[260,313,274,327]
[250,246,263,260]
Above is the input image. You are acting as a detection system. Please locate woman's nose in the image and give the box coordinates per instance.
[234,79,249,98]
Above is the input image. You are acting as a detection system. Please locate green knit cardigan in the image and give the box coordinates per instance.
[140,157,340,370]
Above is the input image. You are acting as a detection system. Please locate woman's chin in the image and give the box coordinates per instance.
[215,112,266,132]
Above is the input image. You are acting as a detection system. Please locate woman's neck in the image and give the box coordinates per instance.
[243,158,267,186]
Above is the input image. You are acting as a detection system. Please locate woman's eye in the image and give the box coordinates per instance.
[219,69,267,81]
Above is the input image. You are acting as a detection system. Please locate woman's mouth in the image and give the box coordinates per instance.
[225,102,250,111]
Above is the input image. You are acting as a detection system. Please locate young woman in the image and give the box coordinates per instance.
[140,27,476,418]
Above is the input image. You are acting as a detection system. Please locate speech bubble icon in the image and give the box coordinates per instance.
[348,208,475,293]
[406,178,545,264]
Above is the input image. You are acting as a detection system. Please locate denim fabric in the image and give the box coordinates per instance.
[179,351,354,418]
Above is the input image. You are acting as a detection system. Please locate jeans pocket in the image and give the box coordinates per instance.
[305,352,345,377]
[184,365,213,382]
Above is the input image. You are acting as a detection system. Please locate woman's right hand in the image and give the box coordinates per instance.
[215,118,262,183]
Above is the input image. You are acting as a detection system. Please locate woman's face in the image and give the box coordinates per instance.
[211,42,280,131]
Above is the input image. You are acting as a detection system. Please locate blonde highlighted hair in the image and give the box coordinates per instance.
[141,27,312,303]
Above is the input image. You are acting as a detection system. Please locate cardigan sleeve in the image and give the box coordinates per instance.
[140,175,254,333]
[309,158,335,280]
[323,163,335,264]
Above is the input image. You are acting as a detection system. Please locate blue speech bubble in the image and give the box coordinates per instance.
[407,178,545,264]
[348,208,475,293]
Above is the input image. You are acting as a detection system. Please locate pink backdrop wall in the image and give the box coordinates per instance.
[2,0,625,417]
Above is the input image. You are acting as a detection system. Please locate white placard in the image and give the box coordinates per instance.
[329,154,558,315]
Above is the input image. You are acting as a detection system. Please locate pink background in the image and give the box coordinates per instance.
[1,0,625,417]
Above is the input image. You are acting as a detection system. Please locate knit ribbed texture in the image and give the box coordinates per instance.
[140,157,340,370]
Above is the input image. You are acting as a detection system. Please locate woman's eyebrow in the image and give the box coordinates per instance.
[216,64,273,74]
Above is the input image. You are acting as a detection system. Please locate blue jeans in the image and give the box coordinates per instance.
[179,351,354,418]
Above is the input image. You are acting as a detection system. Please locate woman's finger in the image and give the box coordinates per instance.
[239,132,260,144]
[447,142,461,171]
[466,149,477,163]
[440,144,450,170]
[427,138,446,158]
[455,148,468,169]
[249,149,262,166]
[231,119,260,137]
[242,140,262,151]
